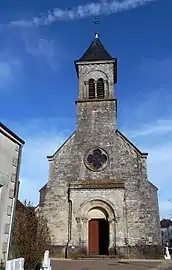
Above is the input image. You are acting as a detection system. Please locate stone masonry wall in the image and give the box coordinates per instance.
[41,133,77,246]
[41,61,161,258]
[70,188,125,247]
[77,63,115,100]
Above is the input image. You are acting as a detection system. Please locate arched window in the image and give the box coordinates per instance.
[97,78,104,99]
[89,79,95,99]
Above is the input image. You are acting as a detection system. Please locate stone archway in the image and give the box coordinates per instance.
[76,199,116,255]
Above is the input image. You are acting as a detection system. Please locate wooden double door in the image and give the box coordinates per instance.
[88,219,109,255]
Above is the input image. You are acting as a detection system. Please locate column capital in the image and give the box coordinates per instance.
[108,218,115,223]
[76,217,81,224]
[81,217,88,224]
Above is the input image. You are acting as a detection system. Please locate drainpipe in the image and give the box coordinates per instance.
[6,144,23,261]
[124,190,129,259]
[65,185,72,258]
[6,198,15,261]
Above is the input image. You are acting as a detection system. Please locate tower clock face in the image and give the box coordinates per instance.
[84,148,108,171]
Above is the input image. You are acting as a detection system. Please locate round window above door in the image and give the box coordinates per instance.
[84,148,108,172]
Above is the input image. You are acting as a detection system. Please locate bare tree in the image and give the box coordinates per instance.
[11,200,51,270]
[168,200,172,218]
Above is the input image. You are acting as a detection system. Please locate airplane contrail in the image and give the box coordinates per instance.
[9,0,159,27]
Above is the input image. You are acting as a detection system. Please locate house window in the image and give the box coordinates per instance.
[88,79,95,99]
[97,78,104,99]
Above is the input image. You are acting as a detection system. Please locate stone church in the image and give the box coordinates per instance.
[39,33,162,258]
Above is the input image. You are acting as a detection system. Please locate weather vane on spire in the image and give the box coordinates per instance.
[94,16,100,25]
[93,16,100,38]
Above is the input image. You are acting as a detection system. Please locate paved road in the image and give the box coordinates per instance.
[51,259,172,270]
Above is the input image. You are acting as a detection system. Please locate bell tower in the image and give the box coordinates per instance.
[75,33,117,101]
[74,33,117,144]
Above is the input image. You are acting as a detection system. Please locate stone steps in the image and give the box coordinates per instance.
[76,255,117,260]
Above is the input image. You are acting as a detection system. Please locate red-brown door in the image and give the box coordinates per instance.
[88,219,99,254]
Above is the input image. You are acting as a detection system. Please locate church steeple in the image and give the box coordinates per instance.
[77,32,114,62]
[75,33,117,134]
[75,33,117,101]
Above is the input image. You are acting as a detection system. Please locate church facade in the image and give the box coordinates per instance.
[39,34,162,258]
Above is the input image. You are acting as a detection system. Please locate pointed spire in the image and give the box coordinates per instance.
[95,32,99,39]
[77,34,113,62]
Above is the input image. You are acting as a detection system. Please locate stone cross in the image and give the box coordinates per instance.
[164,246,171,260]
[41,250,51,270]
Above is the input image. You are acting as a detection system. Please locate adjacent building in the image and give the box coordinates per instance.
[161,226,172,247]
[161,219,172,247]
[0,122,25,261]
[39,33,162,258]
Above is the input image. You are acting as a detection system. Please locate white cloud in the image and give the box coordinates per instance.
[121,118,172,218]
[147,142,172,200]
[140,141,172,219]
[24,38,62,72]
[0,62,12,80]
[0,58,21,90]
[124,119,172,138]
[18,27,68,72]
[139,57,172,80]
[7,119,70,205]
[8,0,159,27]
[0,30,63,88]
[147,143,172,219]
[19,131,68,205]
[119,57,172,131]
[159,201,172,219]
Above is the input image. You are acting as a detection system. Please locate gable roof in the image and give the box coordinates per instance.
[47,131,75,160]
[148,181,158,191]
[116,130,148,157]
[39,183,47,192]
[47,130,147,161]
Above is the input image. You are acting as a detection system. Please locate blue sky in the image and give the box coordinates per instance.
[0,0,172,218]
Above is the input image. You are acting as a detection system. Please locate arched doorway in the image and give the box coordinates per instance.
[76,199,116,255]
[88,208,109,255]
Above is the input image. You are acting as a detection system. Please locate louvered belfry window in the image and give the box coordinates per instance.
[89,79,95,99]
[97,78,104,99]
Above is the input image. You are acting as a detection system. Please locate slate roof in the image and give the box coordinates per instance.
[76,33,114,62]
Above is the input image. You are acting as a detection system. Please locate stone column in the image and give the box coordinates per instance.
[76,217,81,245]
[84,82,88,99]
[108,218,116,255]
[81,217,88,246]
[104,80,109,98]
[123,204,129,246]
[95,81,97,98]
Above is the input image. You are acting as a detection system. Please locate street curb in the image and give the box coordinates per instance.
[50,258,172,263]
[118,259,166,262]
[51,258,72,261]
